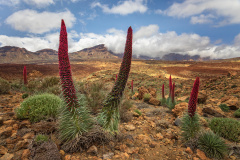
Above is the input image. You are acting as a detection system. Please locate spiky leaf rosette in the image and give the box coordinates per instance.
[58,19,78,110]
[99,27,133,132]
[58,94,93,142]
[57,20,93,141]
[23,66,27,85]
[188,77,200,117]
[181,113,200,141]
[198,131,228,159]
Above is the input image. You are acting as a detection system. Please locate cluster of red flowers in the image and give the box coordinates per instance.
[188,77,200,117]
[58,20,78,109]
[23,66,27,85]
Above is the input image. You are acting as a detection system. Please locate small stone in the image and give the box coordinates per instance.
[196,149,208,160]
[174,117,182,126]
[59,150,65,157]
[124,124,136,131]
[15,140,28,151]
[21,149,30,159]
[65,155,71,160]
[193,157,200,160]
[12,124,18,130]
[230,155,236,160]
[0,145,8,155]
[149,97,160,106]
[149,141,157,148]
[0,153,14,160]
[3,120,15,126]
[23,132,35,139]
[156,133,164,140]
[0,117,3,126]
[87,145,98,156]
[103,152,114,159]
[186,147,193,154]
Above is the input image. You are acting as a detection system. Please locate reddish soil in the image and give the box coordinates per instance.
[0,64,99,80]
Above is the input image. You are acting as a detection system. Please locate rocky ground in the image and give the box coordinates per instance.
[0,60,240,160]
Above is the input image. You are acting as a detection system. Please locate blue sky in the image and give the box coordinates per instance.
[0,0,240,59]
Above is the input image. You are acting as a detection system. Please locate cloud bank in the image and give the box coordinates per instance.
[158,0,240,26]
[5,9,76,34]
[0,24,240,59]
[91,0,147,15]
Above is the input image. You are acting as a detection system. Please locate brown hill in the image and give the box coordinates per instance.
[0,44,118,64]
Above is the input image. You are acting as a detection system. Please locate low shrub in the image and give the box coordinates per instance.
[0,77,10,94]
[209,117,240,142]
[120,98,133,122]
[22,93,29,99]
[16,93,62,122]
[35,134,49,144]
[181,113,200,141]
[134,109,142,116]
[143,93,151,102]
[198,131,228,159]
[219,103,229,112]
[234,109,240,118]
[41,76,60,89]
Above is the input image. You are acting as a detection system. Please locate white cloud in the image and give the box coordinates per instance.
[0,25,240,59]
[162,0,240,26]
[91,0,147,15]
[190,14,215,24]
[23,0,55,8]
[5,9,76,34]
[0,0,20,6]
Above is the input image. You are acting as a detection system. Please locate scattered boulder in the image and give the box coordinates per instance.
[138,86,149,100]
[202,105,225,117]
[148,87,157,98]
[103,152,114,159]
[0,153,14,160]
[198,90,208,104]
[32,121,56,134]
[29,141,61,160]
[149,97,160,106]
[172,102,188,117]
[225,96,239,110]
[125,124,136,131]
[87,145,98,156]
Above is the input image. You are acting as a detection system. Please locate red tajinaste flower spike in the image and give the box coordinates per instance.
[23,66,27,85]
[115,74,118,82]
[162,84,165,99]
[188,77,200,117]
[131,80,133,92]
[58,19,78,109]
[172,82,175,103]
[104,26,132,107]
[169,75,172,97]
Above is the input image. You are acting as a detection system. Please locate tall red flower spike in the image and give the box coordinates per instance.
[131,80,133,92]
[100,26,132,131]
[171,82,175,103]
[115,74,118,82]
[169,75,172,97]
[58,19,78,109]
[162,84,165,99]
[23,66,27,85]
[104,26,132,107]
[188,77,200,117]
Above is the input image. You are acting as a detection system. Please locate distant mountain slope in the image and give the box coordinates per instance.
[162,53,211,61]
[0,44,118,63]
